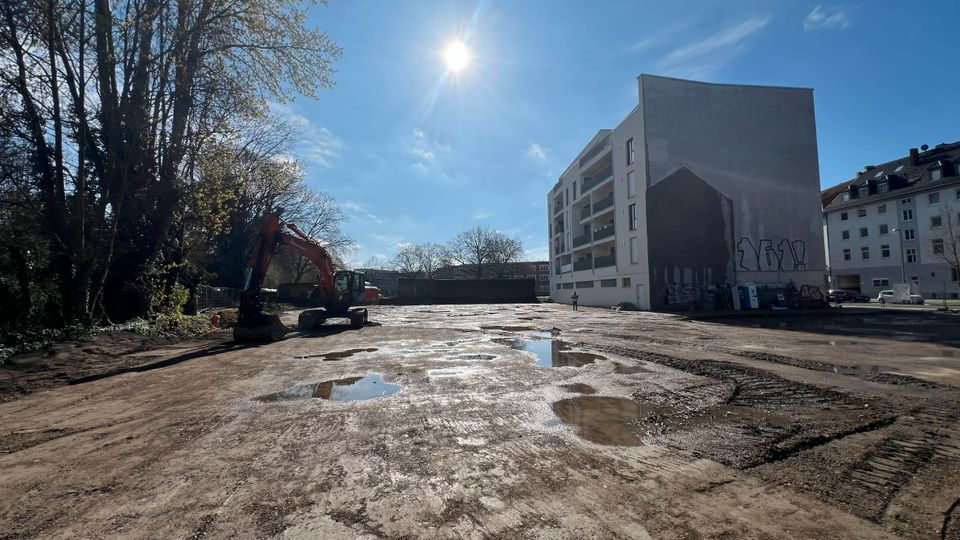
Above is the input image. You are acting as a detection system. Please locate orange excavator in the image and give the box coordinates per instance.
[233,210,370,342]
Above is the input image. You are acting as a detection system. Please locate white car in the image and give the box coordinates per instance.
[876,290,925,304]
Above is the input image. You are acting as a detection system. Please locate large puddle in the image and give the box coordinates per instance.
[552,396,791,446]
[494,335,603,368]
[310,348,378,361]
[256,373,400,402]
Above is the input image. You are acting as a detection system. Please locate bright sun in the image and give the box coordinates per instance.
[444,41,471,72]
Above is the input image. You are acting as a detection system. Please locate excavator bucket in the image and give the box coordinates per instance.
[233,314,288,342]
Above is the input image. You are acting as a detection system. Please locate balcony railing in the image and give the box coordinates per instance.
[593,225,615,241]
[572,234,591,248]
[594,254,616,268]
[581,164,613,194]
[573,259,592,272]
[579,206,591,221]
[592,193,614,214]
[578,135,610,168]
[560,263,572,273]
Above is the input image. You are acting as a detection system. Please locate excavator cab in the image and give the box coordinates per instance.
[332,271,366,309]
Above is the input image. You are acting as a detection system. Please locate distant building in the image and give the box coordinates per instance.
[549,74,826,309]
[822,141,960,299]
[434,261,551,296]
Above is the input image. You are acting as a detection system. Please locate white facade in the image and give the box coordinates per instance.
[548,75,826,309]
[826,178,960,299]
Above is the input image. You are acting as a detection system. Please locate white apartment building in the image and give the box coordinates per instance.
[823,142,960,299]
[548,74,826,309]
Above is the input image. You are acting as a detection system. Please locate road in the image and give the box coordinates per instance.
[1,304,959,539]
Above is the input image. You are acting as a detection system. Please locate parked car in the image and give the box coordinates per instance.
[877,290,925,305]
[827,289,869,302]
[840,289,870,302]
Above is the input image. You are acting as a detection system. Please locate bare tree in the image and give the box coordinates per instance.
[446,226,524,278]
[930,206,960,295]
[413,242,446,279]
[391,244,420,277]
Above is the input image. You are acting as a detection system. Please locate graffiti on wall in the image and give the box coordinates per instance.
[736,238,807,272]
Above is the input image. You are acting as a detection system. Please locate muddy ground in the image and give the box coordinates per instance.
[1,304,959,539]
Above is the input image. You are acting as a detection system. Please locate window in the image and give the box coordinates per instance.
[879,224,888,235]
[931,168,943,181]
[841,230,850,240]
[933,239,945,254]
[956,189,960,200]
[626,138,634,165]
[627,171,636,198]
[600,279,617,288]
[895,165,905,172]
[842,248,851,261]
[910,275,919,284]
[861,247,870,259]
[902,209,913,221]
[841,193,850,202]
[539,264,549,272]
[906,248,917,263]
[859,187,868,199]
[859,227,868,238]
[840,211,849,221]
[575,280,594,288]
[572,181,577,198]
[629,237,640,264]
[628,204,637,230]
[929,192,940,204]
[904,229,915,240]
[878,182,889,194]
[902,198,912,204]
[562,282,574,289]
[622,277,631,288]
[556,283,562,290]
[881,245,890,258]
[858,208,867,217]
[931,215,943,228]
[878,203,887,214]
[952,268,959,282]
[873,278,890,287]
[539,274,549,281]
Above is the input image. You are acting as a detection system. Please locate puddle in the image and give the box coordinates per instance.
[312,348,378,361]
[552,397,791,446]
[445,353,497,361]
[256,373,400,402]
[494,337,603,368]
[559,383,596,394]
[613,362,654,374]
[832,364,883,376]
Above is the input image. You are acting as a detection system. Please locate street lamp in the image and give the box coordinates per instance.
[891,228,907,285]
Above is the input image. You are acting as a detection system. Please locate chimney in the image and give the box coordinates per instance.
[909,148,920,166]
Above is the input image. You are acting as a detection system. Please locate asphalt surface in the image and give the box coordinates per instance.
[1,304,959,539]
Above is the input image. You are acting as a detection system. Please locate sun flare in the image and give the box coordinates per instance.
[444,41,471,72]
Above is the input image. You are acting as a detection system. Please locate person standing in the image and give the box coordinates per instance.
[571,291,579,311]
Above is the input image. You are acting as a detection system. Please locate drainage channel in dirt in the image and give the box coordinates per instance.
[255,373,401,402]
[300,348,379,361]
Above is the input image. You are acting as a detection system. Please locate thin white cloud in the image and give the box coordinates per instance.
[472,210,492,220]
[658,15,771,79]
[524,246,549,261]
[526,142,548,161]
[372,233,407,248]
[342,200,382,224]
[412,147,435,161]
[413,129,426,140]
[803,5,853,31]
[629,36,657,53]
[269,101,343,169]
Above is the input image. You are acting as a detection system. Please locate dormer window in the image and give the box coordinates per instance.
[877,181,889,193]
[931,167,943,181]
[858,185,868,198]
[841,192,850,202]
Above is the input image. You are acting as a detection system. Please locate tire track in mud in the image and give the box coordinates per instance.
[596,341,960,539]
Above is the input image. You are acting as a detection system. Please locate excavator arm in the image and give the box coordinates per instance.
[233,210,368,342]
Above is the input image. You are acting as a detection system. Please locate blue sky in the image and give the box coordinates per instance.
[277,1,960,265]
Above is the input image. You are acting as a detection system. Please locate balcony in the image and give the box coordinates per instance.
[572,234,591,248]
[593,225,615,242]
[553,200,563,215]
[594,254,616,268]
[573,259,592,272]
[581,164,613,194]
[554,222,565,234]
[592,193,614,214]
[560,263,571,273]
[579,206,591,222]
[578,135,610,168]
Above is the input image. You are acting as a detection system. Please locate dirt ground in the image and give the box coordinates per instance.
[1,304,959,539]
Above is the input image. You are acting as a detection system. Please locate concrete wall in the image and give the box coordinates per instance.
[640,75,826,290]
